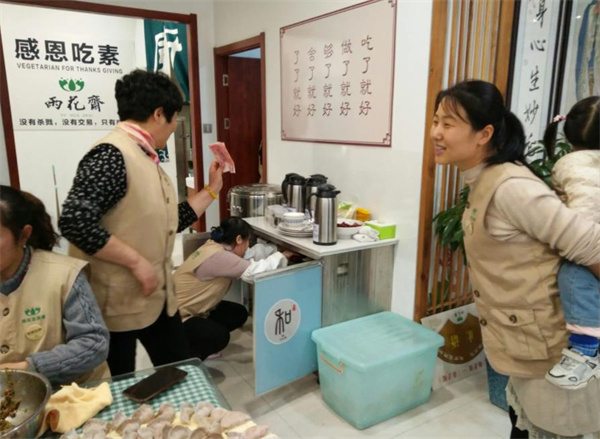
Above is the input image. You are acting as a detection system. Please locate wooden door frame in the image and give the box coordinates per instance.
[0,0,207,230]
[413,0,449,321]
[214,33,267,184]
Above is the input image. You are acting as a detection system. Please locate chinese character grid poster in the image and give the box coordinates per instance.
[280,0,397,146]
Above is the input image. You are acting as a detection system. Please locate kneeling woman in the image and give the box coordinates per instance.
[0,186,110,385]
[174,217,290,360]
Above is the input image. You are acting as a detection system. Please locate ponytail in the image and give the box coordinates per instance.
[542,120,560,160]
[0,185,58,250]
[485,110,526,166]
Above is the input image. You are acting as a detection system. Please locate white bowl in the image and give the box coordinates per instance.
[337,219,363,239]
[283,212,306,226]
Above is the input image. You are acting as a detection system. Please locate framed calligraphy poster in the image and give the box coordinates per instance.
[509,0,562,147]
[280,0,397,147]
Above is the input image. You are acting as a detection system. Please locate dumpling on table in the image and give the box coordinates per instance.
[132,404,155,424]
[220,411,251,429]
[155,403,176,422]
[167,425,192,439]
[243,425,269,439]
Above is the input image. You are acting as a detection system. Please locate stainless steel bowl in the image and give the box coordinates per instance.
[0,370,51,439]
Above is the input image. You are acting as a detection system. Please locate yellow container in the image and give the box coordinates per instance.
[355,208,370,222]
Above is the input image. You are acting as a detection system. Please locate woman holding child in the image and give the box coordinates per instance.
[431,80,600,438]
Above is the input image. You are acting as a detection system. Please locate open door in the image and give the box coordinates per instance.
[214,34,267,221]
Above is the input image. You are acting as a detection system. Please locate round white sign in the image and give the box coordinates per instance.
[264,299,301,345]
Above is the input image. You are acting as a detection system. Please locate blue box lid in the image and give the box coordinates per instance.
[312,312,444,371]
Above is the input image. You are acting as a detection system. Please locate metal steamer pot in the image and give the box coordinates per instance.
[228,184,283,218]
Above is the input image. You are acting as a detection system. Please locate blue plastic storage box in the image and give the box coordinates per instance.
[311,312,444,429]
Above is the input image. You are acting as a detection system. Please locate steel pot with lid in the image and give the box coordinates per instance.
[228,183,283,218]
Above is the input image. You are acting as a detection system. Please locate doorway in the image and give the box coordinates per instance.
[214,33,267,221]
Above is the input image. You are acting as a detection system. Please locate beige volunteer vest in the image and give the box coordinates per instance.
[463,163,567,378]
[69,129,179,332]
[173,240,232,319]
[0,250,109,383]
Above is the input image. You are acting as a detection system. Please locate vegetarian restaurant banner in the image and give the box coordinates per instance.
[280,0,397,146]
[1,10,136,131]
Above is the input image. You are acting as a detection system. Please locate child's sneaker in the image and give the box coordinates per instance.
[546,348,600,390]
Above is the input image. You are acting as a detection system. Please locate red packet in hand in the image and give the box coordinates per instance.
[210,142,236,174]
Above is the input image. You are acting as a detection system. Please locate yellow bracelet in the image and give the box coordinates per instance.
[204,184,218,199]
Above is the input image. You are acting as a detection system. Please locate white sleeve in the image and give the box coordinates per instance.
[241,252,288,282]
[244,242,278,261]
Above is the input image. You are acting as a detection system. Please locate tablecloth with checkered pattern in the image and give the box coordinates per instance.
[94,365,224,421]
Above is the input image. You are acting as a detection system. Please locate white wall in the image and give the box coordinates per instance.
[214,0,433,318]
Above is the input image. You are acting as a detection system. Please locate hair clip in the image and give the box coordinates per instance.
[553,115,566,123]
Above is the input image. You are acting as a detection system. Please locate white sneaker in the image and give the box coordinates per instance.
[546,348,600,390]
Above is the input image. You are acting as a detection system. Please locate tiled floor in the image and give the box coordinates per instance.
[137,321,511,438]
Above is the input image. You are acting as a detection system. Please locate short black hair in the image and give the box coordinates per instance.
[115,69,183,123]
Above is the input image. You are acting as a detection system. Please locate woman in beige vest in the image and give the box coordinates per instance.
[0,186,109,385]
[59,70,223,375]
[431,80,600,438]
[174,217,290,360]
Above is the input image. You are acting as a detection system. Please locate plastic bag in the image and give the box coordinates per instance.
[337,201,357,219]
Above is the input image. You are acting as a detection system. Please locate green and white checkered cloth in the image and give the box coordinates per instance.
[94,365,224,421]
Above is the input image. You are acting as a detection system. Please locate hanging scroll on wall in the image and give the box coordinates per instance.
[509,0,562,147]
[280,0,397,147]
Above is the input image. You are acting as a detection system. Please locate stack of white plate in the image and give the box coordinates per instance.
[278,222,313,237]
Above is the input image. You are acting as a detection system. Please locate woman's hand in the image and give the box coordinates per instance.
[129,256,159,296]
[208,160,224,194]
[0,361,29,371]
